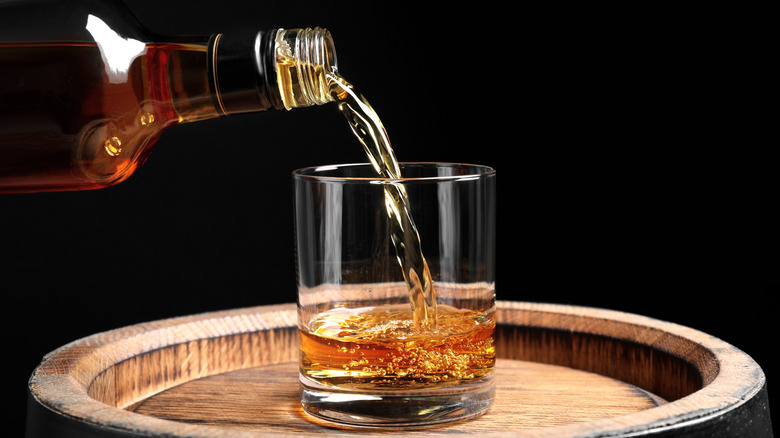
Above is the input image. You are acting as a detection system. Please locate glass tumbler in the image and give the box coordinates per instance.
[293,162,496,427]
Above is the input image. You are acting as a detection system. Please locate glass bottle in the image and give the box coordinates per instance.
[0,0,338,193]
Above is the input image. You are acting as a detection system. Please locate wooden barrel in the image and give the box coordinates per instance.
[25,301,773,437]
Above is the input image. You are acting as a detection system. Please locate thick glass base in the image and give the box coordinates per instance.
[299,373,496,427]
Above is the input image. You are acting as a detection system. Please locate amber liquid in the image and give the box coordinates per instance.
[300,304,495,389]
[326,73,438,331]
[0,41,215,192]
[299,74,495,390]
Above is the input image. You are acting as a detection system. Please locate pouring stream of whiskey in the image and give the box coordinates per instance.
[326,72,437,330]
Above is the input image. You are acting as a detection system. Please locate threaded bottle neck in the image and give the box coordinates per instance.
[274,27,338,110]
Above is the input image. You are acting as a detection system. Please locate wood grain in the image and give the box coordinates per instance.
[130,359,662,435]
[26,301,773,437]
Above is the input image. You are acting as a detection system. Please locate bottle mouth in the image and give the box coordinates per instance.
[275,27,339,109]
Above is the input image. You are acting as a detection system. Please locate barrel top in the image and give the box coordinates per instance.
[26,301,772,437]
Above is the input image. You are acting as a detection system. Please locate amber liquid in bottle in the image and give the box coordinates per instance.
[0,40,217,192]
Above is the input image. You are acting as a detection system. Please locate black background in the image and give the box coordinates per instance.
[3,0,776,435]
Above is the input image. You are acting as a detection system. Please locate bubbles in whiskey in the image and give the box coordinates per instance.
[326,73,437,330]
[300,304,495,389]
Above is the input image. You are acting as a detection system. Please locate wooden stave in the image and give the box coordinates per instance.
[25,301,773,437]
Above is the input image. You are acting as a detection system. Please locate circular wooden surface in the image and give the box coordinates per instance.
[130,360,663,434]
[26,302,773,437]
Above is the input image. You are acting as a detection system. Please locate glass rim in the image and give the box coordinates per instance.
[292,162,496,183]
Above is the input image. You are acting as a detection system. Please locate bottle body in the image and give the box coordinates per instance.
[1,38,217,192]
[0,0,337,193]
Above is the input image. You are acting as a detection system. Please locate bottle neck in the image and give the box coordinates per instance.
[207,27,338,115]
[208,28,284,115]
[274,27,339,110]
